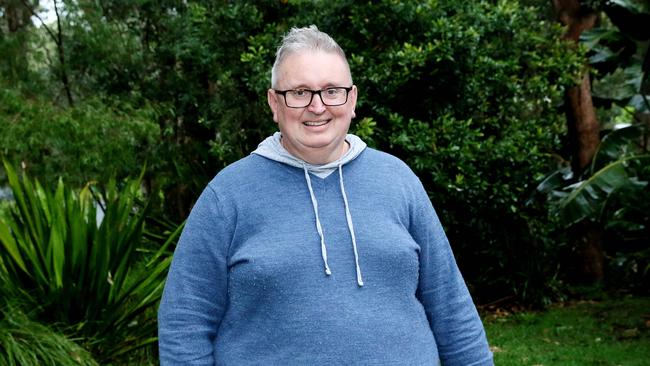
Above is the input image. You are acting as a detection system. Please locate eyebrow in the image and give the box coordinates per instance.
[286,83,350,90]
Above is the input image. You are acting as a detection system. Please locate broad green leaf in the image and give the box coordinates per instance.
[560,156,650,226]
[592,124,643,170]
[580,28,616,51]
[529,167,572,206]
[592,66,643,100]
[589,45,616,64]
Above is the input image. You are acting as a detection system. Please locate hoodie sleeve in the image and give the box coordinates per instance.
[158,185,232,365]
[409,178,494,366]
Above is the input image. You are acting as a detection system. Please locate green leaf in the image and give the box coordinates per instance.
[560,156,650,226]
[609,0,650,14]
[0,218,27,273]
[592,124,644,170]
[535,167,573,196]
[592,66,643,100]
[580,28,616,51]
[642,47,650,94]
[589,47,616,64]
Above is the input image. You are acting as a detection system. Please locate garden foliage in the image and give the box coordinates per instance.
[0,161,179,363]
[3,0,648,360]
[0,87,159,188]
[536,0,650,290]
[0,303,98,366]
[0,0,587,304]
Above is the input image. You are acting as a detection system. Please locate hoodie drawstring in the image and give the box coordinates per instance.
[302,164,364,287]
[303,166,332,276]
[338,164,364,287]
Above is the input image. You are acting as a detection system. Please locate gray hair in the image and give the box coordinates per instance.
[271,25,352,88]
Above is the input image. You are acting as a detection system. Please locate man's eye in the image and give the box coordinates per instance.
[292,90,308,97]
[325,89,339,96]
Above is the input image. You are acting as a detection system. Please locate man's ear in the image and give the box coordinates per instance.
[267,89,280,123]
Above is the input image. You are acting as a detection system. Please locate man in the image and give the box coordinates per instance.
[158,25,494,365]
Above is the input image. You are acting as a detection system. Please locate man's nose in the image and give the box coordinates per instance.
[307,92,326,113]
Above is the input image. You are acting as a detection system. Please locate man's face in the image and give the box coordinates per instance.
[267,50,357,164]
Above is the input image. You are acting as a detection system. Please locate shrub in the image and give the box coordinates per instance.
[0,161,180,363]
[0,87,159,189]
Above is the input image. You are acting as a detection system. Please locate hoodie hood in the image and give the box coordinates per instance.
[252,132,367,178]
[252,132,367,287]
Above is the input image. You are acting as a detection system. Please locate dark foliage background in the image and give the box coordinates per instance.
[2,0,649,364]
[1,0,647,309]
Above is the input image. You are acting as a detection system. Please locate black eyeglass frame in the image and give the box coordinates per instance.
[273,86,353,108]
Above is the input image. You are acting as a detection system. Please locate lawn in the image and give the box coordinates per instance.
[483,296,650,365]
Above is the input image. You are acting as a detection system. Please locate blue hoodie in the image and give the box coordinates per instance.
[158,133,494,365]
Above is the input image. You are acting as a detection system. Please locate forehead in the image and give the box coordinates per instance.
[277,50,351,89]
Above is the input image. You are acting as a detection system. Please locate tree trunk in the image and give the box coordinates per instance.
[570,221,605,283]
[552,0,604,283]
[2,0,32,33]
[1,0,33,81]
[566,73,600,173]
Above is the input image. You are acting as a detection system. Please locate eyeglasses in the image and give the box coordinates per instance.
[274,86,353,108]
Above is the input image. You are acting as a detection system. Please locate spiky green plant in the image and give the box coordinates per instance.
[0,161,181,362]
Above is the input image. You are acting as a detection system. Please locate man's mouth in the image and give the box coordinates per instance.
[303,119,330,127]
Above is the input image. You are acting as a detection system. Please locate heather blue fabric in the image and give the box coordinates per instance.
[158,147,494,365]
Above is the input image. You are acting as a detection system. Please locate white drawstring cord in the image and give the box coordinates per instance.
[339,164,364,287]
[303,165,332,276]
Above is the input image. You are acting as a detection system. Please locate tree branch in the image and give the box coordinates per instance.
[52,0,74,106]
[18,0,59,46]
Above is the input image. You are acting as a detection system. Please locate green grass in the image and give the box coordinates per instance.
[0,304,98,366]
[484,296,650,365]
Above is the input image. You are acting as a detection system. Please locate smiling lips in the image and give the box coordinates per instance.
[303,119,331,127]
